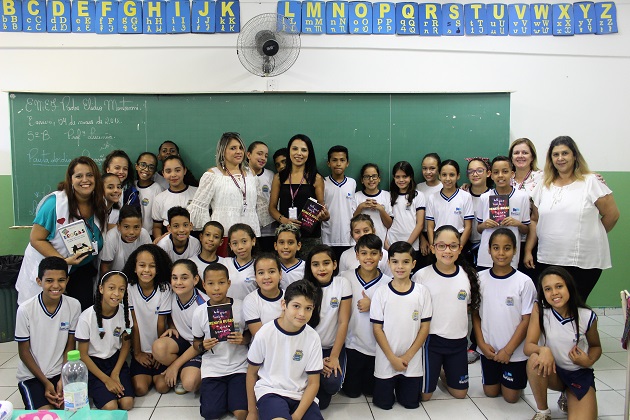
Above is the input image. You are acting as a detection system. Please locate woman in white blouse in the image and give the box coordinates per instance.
[524,136,619,301]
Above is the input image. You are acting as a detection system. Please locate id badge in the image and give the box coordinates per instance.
[91,240,99,256]
[288,207,298,220]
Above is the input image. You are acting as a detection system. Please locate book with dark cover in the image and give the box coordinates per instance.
[300,197,324,233]
[489,194,510,223]
[207,302,235,342]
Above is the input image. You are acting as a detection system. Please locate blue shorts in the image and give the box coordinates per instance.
[317,346,346,409]
[168,335,202,369]
[18,374,61,410]
[130,355,167,377]
[422,334,469,393]
[200,373,247,419]
[480,356,527,390]
[556,367,596,400]
[257,393,323,420]
[89,351,134,408]
[342,348,375,398]
[373,375,421,410]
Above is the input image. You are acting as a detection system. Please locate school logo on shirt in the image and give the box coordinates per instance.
[505,296,514,306]
[346,193,353,199]
[412,310,419,321]
[187,199,193,206]
[155,306,161,315]
[502,371,514,382]
[457,290,467,300]
[330,297,339,309]
[245,277,255,283]
[512,207,521,216]
[59,321,70,331]
[454,207,462,215]
[293,350,304,361]
[142,198,149,207]
[262,185,269,193]
[113,326,122,337]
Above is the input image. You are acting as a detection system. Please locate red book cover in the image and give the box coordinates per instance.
[489,194,510,223]
[300,197,323,233]
[207,302,235,342]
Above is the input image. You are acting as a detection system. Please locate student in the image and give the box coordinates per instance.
[353,163,393,244]
[122,244,173,396]
[425,159,474,248]
[524,266,602,420]
[272,147,288,173]
[75,271,134,410]
[152,260,207,395]
[472,229,536,403]
[338,214,391,276]
[155,140,199,189]
[193,262,250,420]
[134,152,165,236]
[465,157,492,266]
[246,280,324,420]
[386,161,425,253]
[248,141,277,251]
[416,153,442,268]
[243,253,284,336]
[100,205,152,273]
[274,223,305,290]
[103,149,139,209]
[340,234,391,398]
[413,225,480,401]
[226,223,258,301]
[476,156,530,270]
[321,145,356,259]
[370,241,432,410]
[304,245,351,409]
[156,206,201,261]
[103,173,123,229]
[190,221,227,277]
[15,257,82,410]
[151,155,198,239]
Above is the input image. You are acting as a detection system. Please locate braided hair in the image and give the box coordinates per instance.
[95,271,131,339]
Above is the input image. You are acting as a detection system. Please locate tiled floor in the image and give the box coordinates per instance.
[0,311,627,419]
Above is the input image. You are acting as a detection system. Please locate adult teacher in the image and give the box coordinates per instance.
[16,156,107,311]
[268,134,329,258]
[524,136,619,301]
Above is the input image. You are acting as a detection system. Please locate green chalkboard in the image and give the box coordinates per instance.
[9,92,509,226]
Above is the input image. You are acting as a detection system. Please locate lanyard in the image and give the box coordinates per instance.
[288,173,306,207]
[225,167,247,210]
[513,170,531,190]
[77,208,98,241]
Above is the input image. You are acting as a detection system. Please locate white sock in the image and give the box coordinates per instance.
[537,408,551,414]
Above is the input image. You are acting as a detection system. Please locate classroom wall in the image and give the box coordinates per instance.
[1,0,628,306]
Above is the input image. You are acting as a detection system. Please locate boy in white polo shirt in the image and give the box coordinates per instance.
[156,206,201,262]
[246,280,324,420]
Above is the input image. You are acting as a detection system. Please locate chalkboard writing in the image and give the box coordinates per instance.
[10,92,509,227]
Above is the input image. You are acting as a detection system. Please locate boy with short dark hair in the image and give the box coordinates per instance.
[272,148,288,173]
[156,206,201,261]
[190,221,227,276]
[246,280,324,420]
[370,241,432,410]
[15,256,82,410]
[322,145,356,259]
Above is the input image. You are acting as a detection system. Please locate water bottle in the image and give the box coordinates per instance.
[62,350,89,412]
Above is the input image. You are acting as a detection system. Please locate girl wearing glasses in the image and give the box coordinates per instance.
[134,153,164,238]
[353,163,393,244]
[412,224,480,401]
[465,157,492,267]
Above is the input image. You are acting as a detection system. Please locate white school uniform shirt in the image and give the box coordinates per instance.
[136,181,165,233]
[412,264,470,339]
[354,190,393,243]
[469,188,490,244]
[477,269,535,362]
[128,283,172,353]
[243,289,284,326]
[541,307,596,371]
[15,294,81,382]
[370,281,432,379]
[425,188,474,234]
[417,182,442,232]
[386,191,426,250]
[171,289,208,344]
[190,254,228,280]
[338,247,392,277]
[257,168,278,237]
[75,305,131,360]
[192,298,248,378]
[533,174,612,269]
[226,257,257,301]
[151,186,198,228]
[321,176,357,246]
[153,172,170,190]
[247,320,323,402]
[475,187,531,269]
[156,234,201,262]
[341,268,390,356]
[315,275,353,349]
[279,260,305,290]
[101,228,152,271]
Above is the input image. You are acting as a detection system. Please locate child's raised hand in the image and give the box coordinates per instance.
[494,348,512,364]
[162,365,179,388]
[135,351,153,368]
[160,328,179,339]
[478,342,496,360]
[227,332,246,345]
[569,345,592,368]
[203,338,219,351]
[357,291,371,313]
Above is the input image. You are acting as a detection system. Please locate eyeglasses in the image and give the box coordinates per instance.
[137,162,156,171]
[362,174,379,181]
[466,168,487,175]
[434,242,460,252]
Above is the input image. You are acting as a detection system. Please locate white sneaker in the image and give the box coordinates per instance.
[174,380,187,395]
[531,413,551,420]
[557,392,568,413]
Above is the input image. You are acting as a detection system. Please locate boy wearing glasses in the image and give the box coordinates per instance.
[135,153,165,238]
